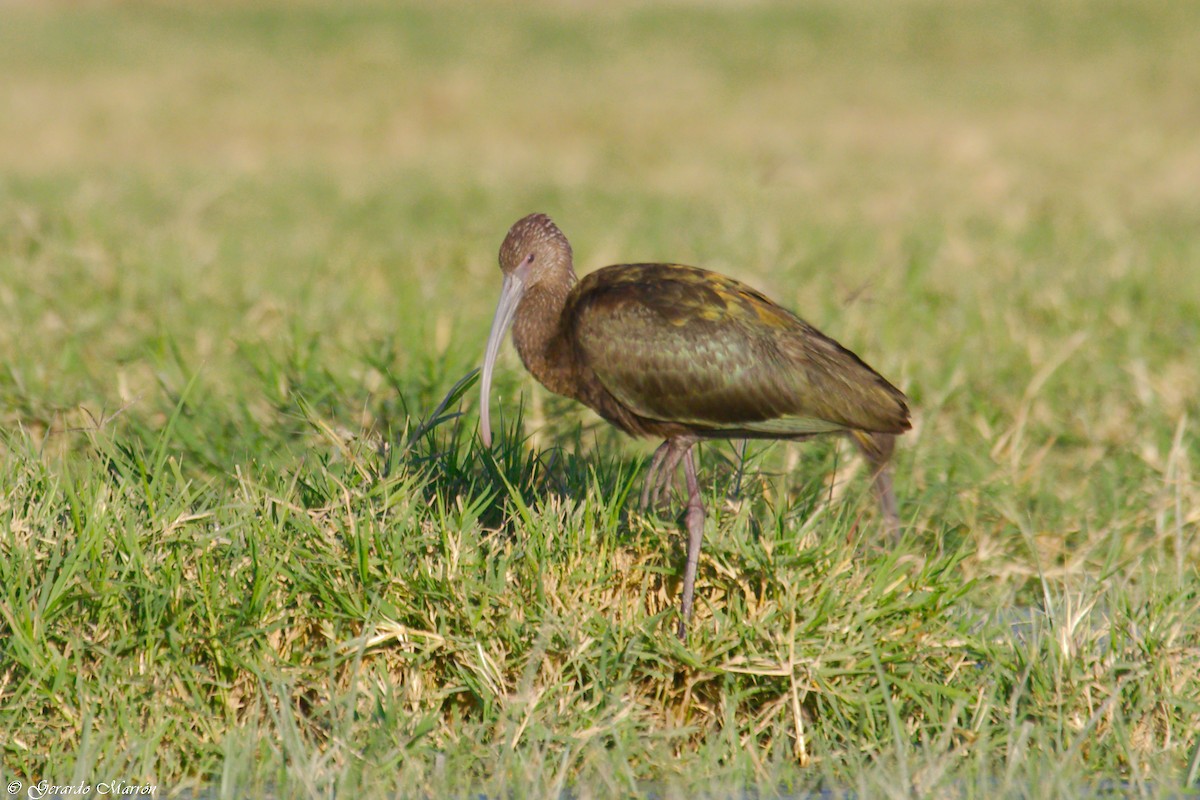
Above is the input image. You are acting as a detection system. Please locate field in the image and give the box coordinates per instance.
[2,1,1199,797]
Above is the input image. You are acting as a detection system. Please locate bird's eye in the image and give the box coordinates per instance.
[524,252,536,264]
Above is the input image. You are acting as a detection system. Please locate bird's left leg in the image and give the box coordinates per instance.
[641,438,690,511]
[640,440,673,509]
[677,444,705,640]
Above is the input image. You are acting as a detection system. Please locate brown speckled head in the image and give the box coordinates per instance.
[498,213,572,277]
[481,213,575,447]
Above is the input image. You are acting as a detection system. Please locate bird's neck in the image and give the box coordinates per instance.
[512,272,579,399]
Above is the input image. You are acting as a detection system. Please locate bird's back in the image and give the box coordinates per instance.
[567,263,910,438]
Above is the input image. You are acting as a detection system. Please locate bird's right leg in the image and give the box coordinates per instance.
[852,431,900,537]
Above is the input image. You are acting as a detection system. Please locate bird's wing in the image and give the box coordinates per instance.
[569,264,909,436]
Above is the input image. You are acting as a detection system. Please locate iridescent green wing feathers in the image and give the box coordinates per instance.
[569,264,910,437]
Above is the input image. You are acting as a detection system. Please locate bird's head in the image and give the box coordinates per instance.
[498,212,572,279]
[480,213,573,447]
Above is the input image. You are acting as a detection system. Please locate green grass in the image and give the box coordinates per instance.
[2,1,1199,797]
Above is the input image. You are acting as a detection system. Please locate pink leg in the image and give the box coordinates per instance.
[678,445,705,640]
[853,432,900,538]
[641,438,690,510]
[639,440,673,508]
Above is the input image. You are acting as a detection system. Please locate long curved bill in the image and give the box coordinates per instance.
[479,269,527,447]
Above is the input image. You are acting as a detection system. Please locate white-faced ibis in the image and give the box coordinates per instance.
[480,213,910,639]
